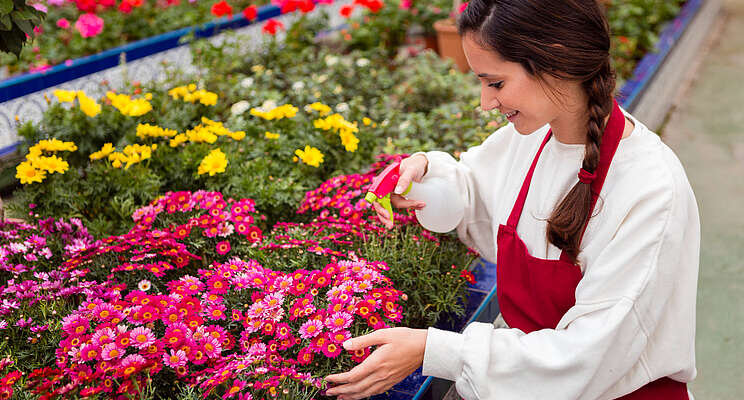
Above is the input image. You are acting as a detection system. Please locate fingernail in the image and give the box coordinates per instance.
[343,339,352,349]
[394,185,403,194]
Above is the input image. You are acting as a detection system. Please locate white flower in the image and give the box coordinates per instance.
[241,77,254,88]
[324,55,339,67]
[356,58,370,67]
[292,81,306,91]
[316,74,328,83]
[260,99,278,111]
[230,100,251,115]
[138,280,152,292]
[335,102,349,113]
[399,121,411,131]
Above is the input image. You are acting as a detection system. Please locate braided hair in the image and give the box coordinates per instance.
[458,0,617,263]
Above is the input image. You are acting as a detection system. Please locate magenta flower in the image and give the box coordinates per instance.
[79,343,100,362]
[130,326,156,349]
[325,311,353,331]
[298,319,323,339]
[163,349,188,368]
[75,13,104,38]
[201,336,221,358]
[224,379,247,398]
[101,342,123,361]
[91,327,115,346]
[216,240,231,255]
[321,340,342,358]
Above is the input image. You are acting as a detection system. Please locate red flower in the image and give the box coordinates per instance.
[261,18,284,35]
[460,269,476,284]
[298,0,314,13]
[242,4,257,20]
[247,226,263,242]
[211,0,233,17]
[280,0,297,13]
[339,4,354,18]
[354,0,383,13]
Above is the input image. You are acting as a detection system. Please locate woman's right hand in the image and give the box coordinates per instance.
[372,154,429,229]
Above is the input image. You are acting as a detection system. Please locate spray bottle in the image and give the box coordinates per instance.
[365,159,464,233]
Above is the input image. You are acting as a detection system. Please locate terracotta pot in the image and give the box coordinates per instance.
[433,18,469,72]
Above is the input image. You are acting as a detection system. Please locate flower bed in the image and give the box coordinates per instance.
[0,1,705,398]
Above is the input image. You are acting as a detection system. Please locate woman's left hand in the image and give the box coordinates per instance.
[325,327,428,400]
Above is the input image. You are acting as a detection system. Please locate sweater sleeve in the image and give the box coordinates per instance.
[422,164,695,399]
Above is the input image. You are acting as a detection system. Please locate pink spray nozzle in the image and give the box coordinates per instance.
[368,160,402,198]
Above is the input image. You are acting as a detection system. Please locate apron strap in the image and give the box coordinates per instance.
[506,130,554,228]
[559,99,625,263]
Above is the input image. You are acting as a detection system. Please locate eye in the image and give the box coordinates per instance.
[488,81,504,89]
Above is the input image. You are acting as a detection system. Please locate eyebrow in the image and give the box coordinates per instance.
[477,73,503,79]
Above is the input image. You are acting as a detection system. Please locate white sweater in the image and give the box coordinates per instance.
[419,113,699,400]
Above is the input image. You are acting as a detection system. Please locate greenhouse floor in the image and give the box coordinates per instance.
[660,0,744,398]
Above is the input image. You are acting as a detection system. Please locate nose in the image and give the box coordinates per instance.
[480,88,500,112]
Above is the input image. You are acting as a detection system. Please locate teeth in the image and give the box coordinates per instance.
[505,111,518,118]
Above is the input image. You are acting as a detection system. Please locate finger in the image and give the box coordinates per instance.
[342,329,389,351]
[371,201,390,220]
[390,194,425,210]
[326,362,368,385]
[394,164,417,195]
[371,202,393,229]
[327,369,381,398]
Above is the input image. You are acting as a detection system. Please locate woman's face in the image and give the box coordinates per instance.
[461,34,566,135]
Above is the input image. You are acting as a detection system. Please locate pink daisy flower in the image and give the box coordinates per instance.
[216,240,231,255]
[224,379,246,399]
[298,319,323,339]
[297,347,314,365]
[91,327,115,346]
[274,323,291,340]
[201,337,222,358]
[163,349,188,368]
[130,326,156,349]
[79,343,100,362]
[321,340,342,358]
[329,330,351,344]
[325,311,353,331]
[101,342,123,361]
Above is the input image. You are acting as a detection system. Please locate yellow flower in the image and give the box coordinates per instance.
[307,102,332,116]
[362,117,372,126]
[294,145,324,168]
[198,149,228,176]
[76,91,101,117]
[169,134,188,147]
[250,104,299,121]
[264,131,280,140]
[16,161,46,184]
[136,123,177,139]
[339,131,359,152]
[53,90,77,103]
[168,85,218,106]
[90,143,115,161]
[34,155,69,174]
[108,152,128,169]
[229,131,246,141]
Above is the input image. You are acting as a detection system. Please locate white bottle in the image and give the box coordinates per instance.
[405,177,465,233]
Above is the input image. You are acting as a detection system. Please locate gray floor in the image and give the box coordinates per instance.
[661,0,744,398]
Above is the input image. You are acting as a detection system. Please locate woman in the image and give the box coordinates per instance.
[325,0,699,399]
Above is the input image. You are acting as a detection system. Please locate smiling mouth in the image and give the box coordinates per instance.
[505,110,519,118]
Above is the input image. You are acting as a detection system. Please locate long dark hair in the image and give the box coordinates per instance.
[459,0,616,263]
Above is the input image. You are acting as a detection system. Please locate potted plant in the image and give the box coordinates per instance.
[433,0,469,72]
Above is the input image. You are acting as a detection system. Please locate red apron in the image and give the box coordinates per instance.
[495,99,688,399]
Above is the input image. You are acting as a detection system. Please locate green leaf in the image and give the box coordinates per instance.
[0,0,12,15]
[0,14,11,30]
[10,11,32,36]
